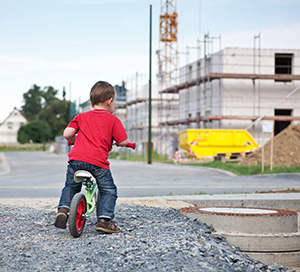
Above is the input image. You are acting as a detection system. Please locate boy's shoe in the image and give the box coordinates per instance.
[96,218,122,233]
[54,208,69,229]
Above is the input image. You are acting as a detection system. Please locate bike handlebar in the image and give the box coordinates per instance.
[68,141,136,150]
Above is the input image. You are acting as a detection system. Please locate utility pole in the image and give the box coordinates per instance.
[148,4,152,164]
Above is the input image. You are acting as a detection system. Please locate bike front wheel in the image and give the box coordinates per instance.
[69,193,87,238]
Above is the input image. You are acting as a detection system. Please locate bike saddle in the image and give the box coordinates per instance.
[74,170,95,183]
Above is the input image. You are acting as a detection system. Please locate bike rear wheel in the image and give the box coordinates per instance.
[69,193,87,238]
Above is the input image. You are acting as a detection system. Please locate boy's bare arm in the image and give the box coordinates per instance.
[116,139,128,147]
[63,127,77,142]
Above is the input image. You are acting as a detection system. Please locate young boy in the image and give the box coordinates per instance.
[54,81,128,233]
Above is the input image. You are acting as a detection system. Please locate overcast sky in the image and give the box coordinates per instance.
[1,0,300,121]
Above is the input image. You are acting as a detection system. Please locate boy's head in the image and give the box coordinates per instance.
[90,81,116,106]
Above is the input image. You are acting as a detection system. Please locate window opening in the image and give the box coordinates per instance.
[275,53,293,82]
[274,109,292,135]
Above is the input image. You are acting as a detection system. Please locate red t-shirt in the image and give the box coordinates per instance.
[67,109,128,169]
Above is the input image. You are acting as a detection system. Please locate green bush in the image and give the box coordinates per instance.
[17,120,52,144]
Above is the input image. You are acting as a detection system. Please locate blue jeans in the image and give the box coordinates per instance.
[58,160,117,220]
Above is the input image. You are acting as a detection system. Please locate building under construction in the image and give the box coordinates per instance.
[162,47,300,144]
[124,46,300,157]
[80,0,300,158]
[78,46,300,158]
[125,0,299,157]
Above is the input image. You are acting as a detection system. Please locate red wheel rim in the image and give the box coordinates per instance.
[76,198,86,232]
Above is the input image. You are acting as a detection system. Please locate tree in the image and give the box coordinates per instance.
[42,86,58,107]
[22,85,60,121]
[39,99,70,138]
[20,84,71,141]
[62,86,66,100]
[22,85,43,121]
[17,120,51,144]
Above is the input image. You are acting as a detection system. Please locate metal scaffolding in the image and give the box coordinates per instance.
[161,32,300,125]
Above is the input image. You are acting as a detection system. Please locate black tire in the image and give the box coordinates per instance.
[69,193,87,238]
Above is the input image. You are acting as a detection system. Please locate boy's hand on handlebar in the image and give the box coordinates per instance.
[125,142,136,150]
[114,140,136,150]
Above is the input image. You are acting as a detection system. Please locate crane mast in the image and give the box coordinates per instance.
[158,0,178,89]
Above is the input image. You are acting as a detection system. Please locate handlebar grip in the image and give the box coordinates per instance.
[67,141,74,146]
[126,142,136,150]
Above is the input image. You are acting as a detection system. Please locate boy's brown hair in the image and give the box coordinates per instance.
[90,81,116,106]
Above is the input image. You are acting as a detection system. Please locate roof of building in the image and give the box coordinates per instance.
[0,107,27,126]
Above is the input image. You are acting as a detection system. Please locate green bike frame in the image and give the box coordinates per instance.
[85,182,98,216]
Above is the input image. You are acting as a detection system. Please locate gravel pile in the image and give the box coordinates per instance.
[0,203,293,272]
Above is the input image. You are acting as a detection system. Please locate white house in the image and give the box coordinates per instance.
[0,107,27,144]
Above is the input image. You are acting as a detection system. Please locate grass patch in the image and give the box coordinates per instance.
[110,151,300,176]
[0,144,44,152]
[183,161,300,176]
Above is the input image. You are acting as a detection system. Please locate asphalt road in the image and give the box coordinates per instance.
[0,152,300,198]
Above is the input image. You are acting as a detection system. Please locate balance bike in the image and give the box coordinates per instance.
[68,142,136,238]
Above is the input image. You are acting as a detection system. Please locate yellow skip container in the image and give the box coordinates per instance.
[178,129,259,159]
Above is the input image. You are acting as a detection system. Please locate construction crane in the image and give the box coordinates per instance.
[157,0,178,89]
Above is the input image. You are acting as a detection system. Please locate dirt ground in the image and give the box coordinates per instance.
[240,123,300,167]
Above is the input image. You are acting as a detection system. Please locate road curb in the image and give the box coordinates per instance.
[122,193,300,212]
